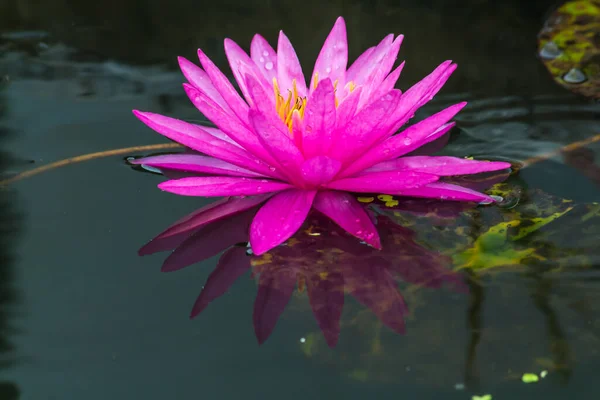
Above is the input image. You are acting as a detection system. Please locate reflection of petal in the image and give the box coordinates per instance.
[253,267,297,344]
[162,209,254,272]
[191,246,251,318]
[306,270,344,347]
[345,263,407,334]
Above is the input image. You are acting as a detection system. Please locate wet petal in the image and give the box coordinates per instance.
[248,109,305,183]
[335,86,363,129]
[249,189,317,255]
[325,170,438,193]
[313,191,381,248]
[311,17,348,92]
[158,176,291,197]
[155,195,272,240]
[253,267,297,344]
[329,90,402,163]
[131,154,267,178]
[224,38,271,104]
[386,61,457,134]
[365,156,511,176]
[368,62,404,102]
[302,78,336,158]
[300,156,341,187]
[277,31,307,97]
[243,73,276,118]
[339,102,466,177]
[191,247,251,318]
[399,182,495,202]
[183,84,282,168]
[132,110,280,178]
[197,48,250,125]
[251,34,278,83]
[178,56,231,112]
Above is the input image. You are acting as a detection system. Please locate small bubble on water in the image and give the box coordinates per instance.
[539,41,562,59]
[265,61,274,71]
[299,337,306,343]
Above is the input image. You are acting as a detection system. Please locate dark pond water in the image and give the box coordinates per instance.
[2,0,600,399]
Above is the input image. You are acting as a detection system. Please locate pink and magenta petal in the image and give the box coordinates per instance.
[249,189,317,255]
[300,156,342,187]
[130,154,267,178]
[313,191,381,248]
[158,176,292,197]
[302,78,337,158]
[365,156,511,176]
[178,57,231,112]
[325,170,438,193]
[277,31,307,97]
[251,34,278,83]
[310,17,348,92]
[399,182,495,203]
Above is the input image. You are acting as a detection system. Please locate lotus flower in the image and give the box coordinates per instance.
[132,16,511,255]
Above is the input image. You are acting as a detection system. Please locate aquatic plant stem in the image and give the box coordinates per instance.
[520,132,600,168]
[0,143,182,186]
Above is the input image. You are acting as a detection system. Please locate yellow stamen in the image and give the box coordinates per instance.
[313,72,319,90]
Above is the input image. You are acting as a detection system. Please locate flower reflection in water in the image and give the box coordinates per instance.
[138,170,510,346]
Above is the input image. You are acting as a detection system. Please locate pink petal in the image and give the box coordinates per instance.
[183,84,281,167]
[277,31,307,97]
[291,110,304,151]
[197,48,250,125]
[338,102,466,177]
[224,38,271,105]
[329,90,402,163]
[162,208,253,272]
[310,17,348,93]
[191,247,251,318]
[202,127,244,147]
[345,46,375,83]
[243,73,276,118]
[346,34,394,87]
[306,269,344,347]
[132,110,281,178]
[368,62,404,102]
[385,61,457,135]
[364,156,511,176]
[335,86,363,129]
[302,78,336,158]
[313,191,381,248]
[300,156,341,187]
[253,266,297,344]
[249,189,317,255]
[325,170,438,193]
[178,57,231,112]
[158,176,291,197]
[248,109,305,183]
[155,195,272,240]
[130,154,267,178]
[399,182,495,202]
[358,35,404,108]
[250,34,278,83]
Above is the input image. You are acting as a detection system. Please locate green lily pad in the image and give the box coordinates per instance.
[538,0,600,98]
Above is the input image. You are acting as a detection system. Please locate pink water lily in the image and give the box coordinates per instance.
[132,17,511,255]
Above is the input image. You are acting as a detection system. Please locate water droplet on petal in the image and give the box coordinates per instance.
[403,137,412,145]
[356,230,363,235]
[325,67,332,73]
[259,57,265,63]
[269,166,276,172]
[265,61,274,71]
[262,50,269,57]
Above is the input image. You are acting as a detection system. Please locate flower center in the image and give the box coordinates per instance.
[273,78,306,132]
[272,76,357,133]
